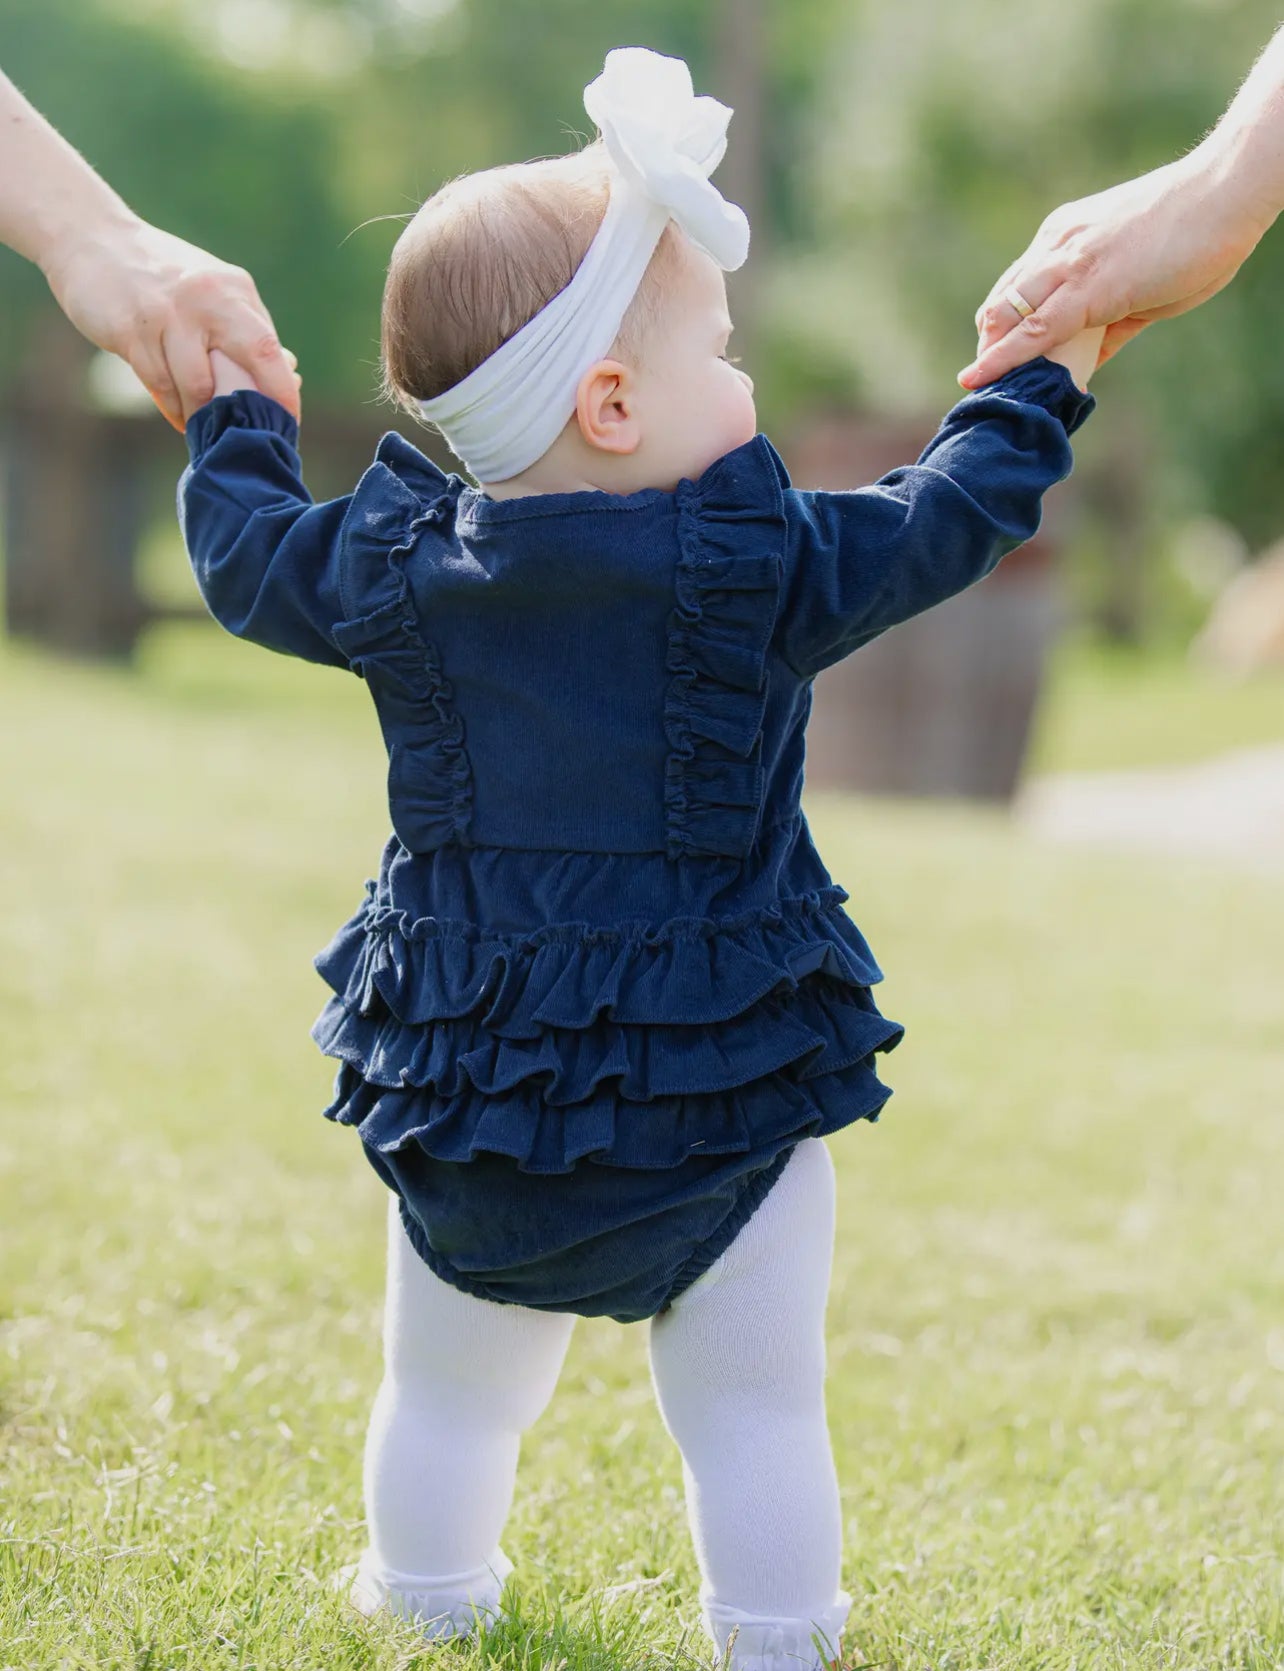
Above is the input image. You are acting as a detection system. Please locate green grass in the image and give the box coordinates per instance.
[2,626,1283,1670]
[1031,637,1284,775]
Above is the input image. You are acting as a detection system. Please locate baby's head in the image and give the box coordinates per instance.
[381,144,756,496]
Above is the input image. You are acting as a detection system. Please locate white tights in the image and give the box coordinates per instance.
[352,1138,850,1670]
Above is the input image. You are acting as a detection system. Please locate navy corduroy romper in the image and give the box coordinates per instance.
[179,360,1093,1323]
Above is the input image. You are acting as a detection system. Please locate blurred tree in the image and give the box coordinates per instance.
[772,0,1284,549]
[0,0,372,400]
[3,0,1284,560]
[0,0,731,404]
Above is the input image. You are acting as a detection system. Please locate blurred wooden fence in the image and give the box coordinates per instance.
[1,321,1107,803]
[788,411,1080,802]
[0,317,442,659]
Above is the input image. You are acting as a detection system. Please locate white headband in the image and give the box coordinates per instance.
[416,47,750,483]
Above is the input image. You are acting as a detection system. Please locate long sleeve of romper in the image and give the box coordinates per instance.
[178,389,352,669]
[775,358,1095,680]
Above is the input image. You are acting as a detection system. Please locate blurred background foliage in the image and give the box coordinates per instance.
[2,0,1283,572]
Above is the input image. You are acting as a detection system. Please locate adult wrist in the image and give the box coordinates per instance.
[37,188,139,291]
[1191,115,1284,241]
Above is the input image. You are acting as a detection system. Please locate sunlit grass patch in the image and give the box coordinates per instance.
[2,630,1283,1669]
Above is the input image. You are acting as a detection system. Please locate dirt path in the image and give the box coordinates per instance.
[1017,745,1284,866]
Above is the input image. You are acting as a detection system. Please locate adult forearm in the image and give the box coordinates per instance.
[0,66,300,427]
[960,22,1284,388]
[0,69,138,276]
[1201,23,1284,234]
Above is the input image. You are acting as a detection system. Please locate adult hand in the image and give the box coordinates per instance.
[42,216,301,431]
[958,150,1271,389]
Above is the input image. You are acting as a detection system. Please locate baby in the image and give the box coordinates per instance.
[379,147,756,496]
[183,48,1102,1671]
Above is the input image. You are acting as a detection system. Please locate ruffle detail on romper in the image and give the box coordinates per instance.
[313,886,901,1173]
[313,970,899,1106]
[315,884,883,1034]
[662,441,786,860]
[332,441,472,852]
[323,1044,895,1176]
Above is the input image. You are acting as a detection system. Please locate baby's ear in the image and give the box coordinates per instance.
[575,358,641,455]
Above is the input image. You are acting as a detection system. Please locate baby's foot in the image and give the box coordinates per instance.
[334,1547,513,1640]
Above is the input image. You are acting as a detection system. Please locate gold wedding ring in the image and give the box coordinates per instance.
[1004,286,1035,320]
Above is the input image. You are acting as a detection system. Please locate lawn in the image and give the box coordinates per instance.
[1031,638,1284,775]
[2,627,1282,1670]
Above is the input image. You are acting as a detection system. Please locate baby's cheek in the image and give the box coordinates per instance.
[727,380,757,447]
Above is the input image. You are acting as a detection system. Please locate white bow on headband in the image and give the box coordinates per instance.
[416,47,750,483]
[584,47,750,271]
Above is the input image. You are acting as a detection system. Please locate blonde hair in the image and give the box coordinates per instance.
[381,143,680,413]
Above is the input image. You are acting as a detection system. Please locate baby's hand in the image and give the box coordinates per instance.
[210,346,259,398]
[209,346,303,405]
[1044,325,1107,392]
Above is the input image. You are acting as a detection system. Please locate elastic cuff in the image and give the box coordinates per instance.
[704,1592,852,1670]
[185,388,299,460]
[660,1143,796,1312]
[989,356,1096,437]
[348,1546,513,1640]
